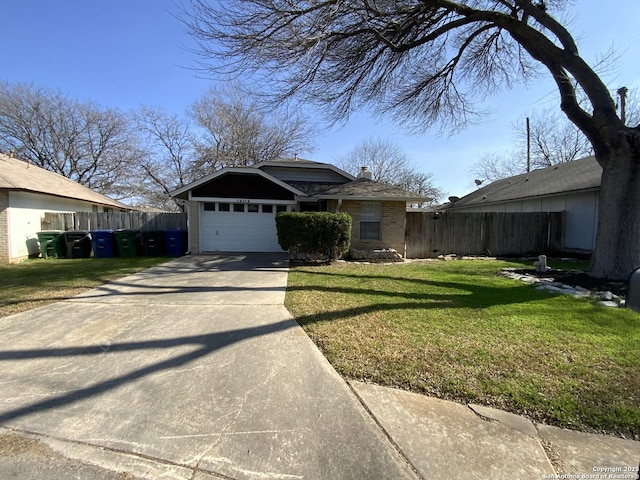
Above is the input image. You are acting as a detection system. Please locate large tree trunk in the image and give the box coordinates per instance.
[590,151,640,280]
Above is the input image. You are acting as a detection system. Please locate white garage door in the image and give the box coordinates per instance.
[200,202,286,252]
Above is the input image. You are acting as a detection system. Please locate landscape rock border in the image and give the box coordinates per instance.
[500,268,625,308]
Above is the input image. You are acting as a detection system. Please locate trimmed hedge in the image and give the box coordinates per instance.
[275,212,352,261]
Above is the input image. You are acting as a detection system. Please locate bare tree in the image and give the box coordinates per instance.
[335,137,443,204]
[188,83,314,178]
[472,108,593,183]
[473,88,640,183]
[516,108,594,167]
[133,106,195,210]
[471,151,527,184]
[0,82,141,200]
[183,1,640,279]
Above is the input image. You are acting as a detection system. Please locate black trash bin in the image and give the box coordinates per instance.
[64,231,92,258]
[36,230,65,259]
[141,231,166,256]
[165,230,187,256]
[90,230,116,258]
[113,230,140,258]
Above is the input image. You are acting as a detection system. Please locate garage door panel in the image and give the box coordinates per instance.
[201,206,284,252]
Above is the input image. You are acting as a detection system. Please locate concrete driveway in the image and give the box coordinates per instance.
[0,254,416,479]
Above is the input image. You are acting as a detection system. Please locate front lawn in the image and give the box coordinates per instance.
[285,259,640,439]
[0,257,170,318]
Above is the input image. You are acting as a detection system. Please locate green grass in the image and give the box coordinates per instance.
[0,257,170,318]
[285,259,640,439]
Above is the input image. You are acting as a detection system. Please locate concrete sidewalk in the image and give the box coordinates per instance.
[0,254,638,479]
[351,382,640,479]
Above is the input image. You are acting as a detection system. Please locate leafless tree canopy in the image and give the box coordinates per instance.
[187,83,314,177]
[133,106,195,210]
[335,137,444,204]
[185,1,600,131]
[0,82,142,199]
[472,106,595,183]
[131,83,314,208]
[471,151,527,184]
[517,108,593,167]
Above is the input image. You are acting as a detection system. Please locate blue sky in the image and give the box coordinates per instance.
[2,1,639,198]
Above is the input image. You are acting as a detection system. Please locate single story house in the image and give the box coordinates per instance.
[446,156,602,253]
[170,158,430,255]
[0,153,131,263]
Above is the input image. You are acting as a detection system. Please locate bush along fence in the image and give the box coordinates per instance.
[405,211,565,258]
[41,211,188,232]
[276,212,352,262]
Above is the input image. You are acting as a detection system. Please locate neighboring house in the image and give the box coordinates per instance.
[170,158,429,255]
[0,153,131,263]
[445,156,601,253]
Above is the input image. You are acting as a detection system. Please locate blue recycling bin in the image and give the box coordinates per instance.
[90,230,115,258]
[165,230,187,256]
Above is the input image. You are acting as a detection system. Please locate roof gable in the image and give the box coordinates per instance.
[450,156,602,209]
[191,172,296,200]
[170,167,305,199]
[0,154,129,209]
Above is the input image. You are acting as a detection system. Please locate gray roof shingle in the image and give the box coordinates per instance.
[288,179,430,202]
[449,156,601,209]
[0,153,130,209]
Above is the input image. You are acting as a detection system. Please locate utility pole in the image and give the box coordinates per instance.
[617,86,628,125]
[526,117,531,173]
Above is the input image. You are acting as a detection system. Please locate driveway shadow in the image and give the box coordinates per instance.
[0,318,296,424]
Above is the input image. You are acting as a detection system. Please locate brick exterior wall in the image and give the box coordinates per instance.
[0,191,8,263]
[338,200,407,255]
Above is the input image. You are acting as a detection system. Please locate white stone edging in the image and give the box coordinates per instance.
[499,269,625,308]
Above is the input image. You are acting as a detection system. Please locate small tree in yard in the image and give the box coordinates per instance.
[184,0,640,280]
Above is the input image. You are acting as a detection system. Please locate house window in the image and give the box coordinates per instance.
[360,202,381,240]
[203,203,216,211]
[233,203,245,212]
[248,204,259,213]
[276,205,288,213]
[218,203,230,212]
[262,205,273,213]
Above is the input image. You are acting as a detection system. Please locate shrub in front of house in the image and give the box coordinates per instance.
[276,212,352,261]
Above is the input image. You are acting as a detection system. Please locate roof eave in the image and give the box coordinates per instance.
[317,194,432,202]
[447,186,600,210]
[3,186,131,210]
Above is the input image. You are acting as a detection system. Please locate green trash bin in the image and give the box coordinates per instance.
[113,229,140,257]
[36,230,66,259]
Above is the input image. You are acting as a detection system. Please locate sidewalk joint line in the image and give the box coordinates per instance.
[346,381,426,480]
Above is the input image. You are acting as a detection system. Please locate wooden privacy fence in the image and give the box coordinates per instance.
[41,211,188,232]
[405,211,564,258]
